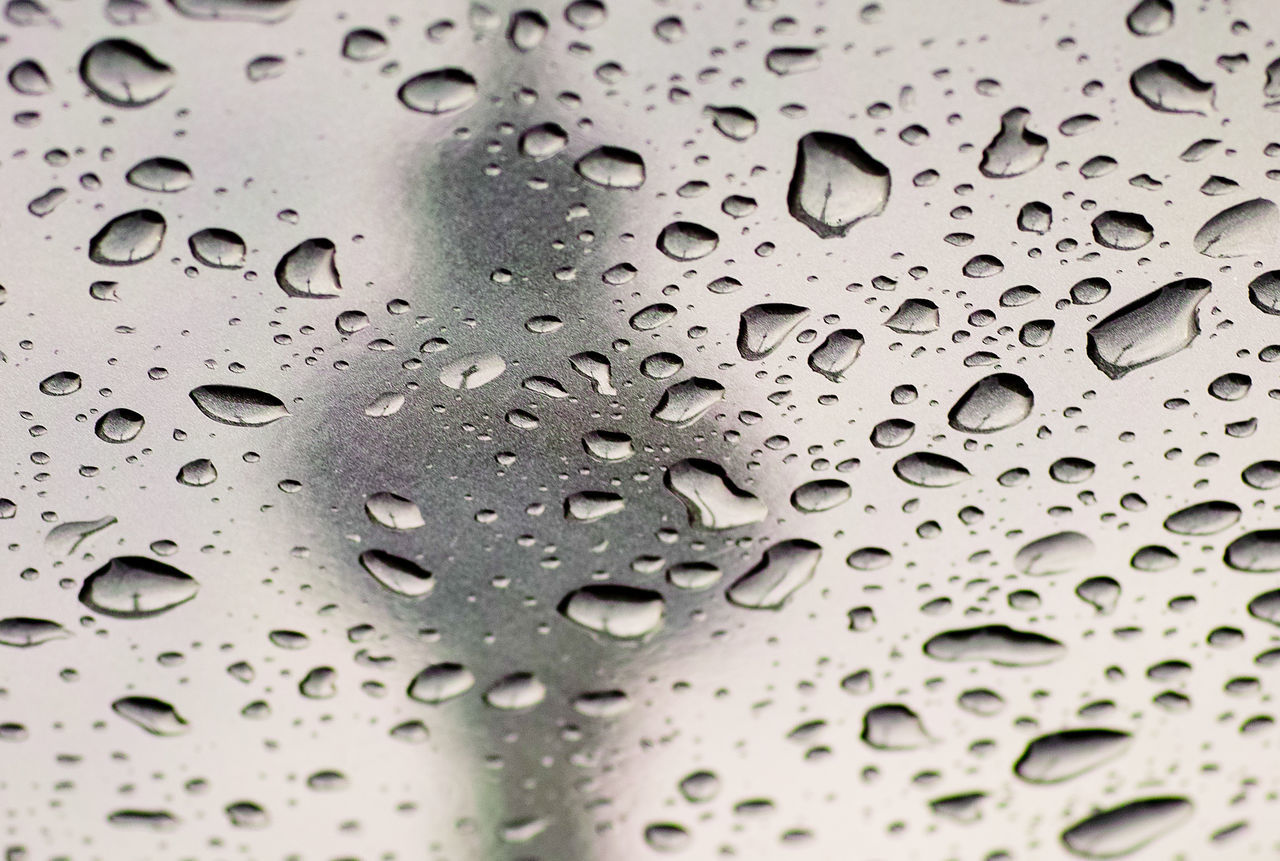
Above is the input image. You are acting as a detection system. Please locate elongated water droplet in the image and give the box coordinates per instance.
[112,696,189,736]
[1015,729,1132,783]
[924,624,1066,666]
[892,452,970,487]
[0,617,69,647]
[1085,278,1211,378]
[398,68,478,114]
[168,0,297,23]
[656,221,718,260]
[652,378,725,426]
[790,479,851,513]
[564,490,625,522]
[1225,530,1280,572]
[126,157,192,192]
[89,210,165,265]
[359,550,434,597]
[439,352,506,389]
[559,585,665,638]
[1131,60,1214,114]
[46,515,116,555]
[365,492,425,530]
[1194,198,1279,258]
[484,672,545,710]
[407,663,474,704]
[1015,531,1095,575]
[1061,797,1193,858]
[737,303,808,360]
[189,384,288,426]
[726,539,821,609]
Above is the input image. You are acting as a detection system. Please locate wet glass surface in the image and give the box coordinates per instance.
[2,0,1280,858]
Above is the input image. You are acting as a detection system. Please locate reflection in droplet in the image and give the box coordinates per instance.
[1086,278,1211,379]
[89,210,166,265]
[79,39,174,108]
[398,68,478,114]
[189,384,288,426]
[1061,797,1192,858]
[79,556,199,619]
[787,132,890,237]
[726,539,822,610]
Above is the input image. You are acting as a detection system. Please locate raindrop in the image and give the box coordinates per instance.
[787,132,890,237]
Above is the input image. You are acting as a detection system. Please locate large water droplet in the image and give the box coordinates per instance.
[1061,797,1193,858]
[407,663,474,704]
[398,68,478,114]
[89,210,165,265]
[924,624,1066,666]
[559,585,665,638]
[1014,729,1132,783]
[737,304,809,360]
[112,696,189,736]
[189,384,288,426]
[1224,530,1280,572]
[564,490,625,522]
[1015,531,1095,575]
[892,452,971,487]
[979,108,1047,178]
[79,556,199,618]
[483,672,546,710]
[787,131,889,237]
[188,228,246,268]
[652,378,725,426]
[439,352,506,389]
[0,617,70,648]
[664,459,767,529]
[1193,198,1279,258]
[359,550,434,597]
[575,146,645,189]
[79,39,174,107]
[726,539,822,610]
[95,408,144,443]
[861,704,930,750]
[1127,0,1173,36]
[1085,278,1211,379]
[167,0,297,23]
[1163,500,1240,535]
[807,329,863,380]
[948,373,1034,433]
[365,492,425,530]
[656,221,718,260]
[1131,60,1214,113]
[276,238,342,298]
[1092,211,1154,250]
[790,479,851,513]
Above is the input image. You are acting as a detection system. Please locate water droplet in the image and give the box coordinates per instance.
[656,221,718,260]
[1015,729,1132,783]
[787,132,890,237]
[1163,500,1240,535]
[885,299,939,334]
[892,452,971,487]
[979,108,1047,177]
[807,329,863,380]
[95,408,144,443]
[583,430,634,461]
[111,696,189,736]
[1015,531,1095,575]
[948,373,1033,433]
[407,663,474,704]
[359,550,434,597]
[168,0,297,23]
[707,105,757,140]
[365,492,425,530]
[79,556,199,618]
[575,146,645,189]
[644,823,691,853]
[664,459,767,529]
[790,479,851,512]
[861,704,930,750]
[726,539,822,610]
[1076,577,1121,614]
[89,210,165,265]
[1131,60,1214,114]
[439,352,506,389]
[189,384,288,426]
[126,157,192,192]
[79,39,174,107]
[1091,211,1153,250]
[276,238,342,298]
[1225,530,1280,572]
[1086,278,1211,379]
[176,458,217,486]
[1061,797,1193,858]
[924,624,1066,666]
[398,68,478,114]
[39,371,82,396]
[188,228,246,268]
[483,672,546,710]
[738,303,809,359]
[519,122,568,159]
[1127,0,1173,36]
[0,617,69,648]
[1194,199,1279,258]
[8,59,51,95]
[564,490,625,522]
[652,378,725,426]
[341,27,388,61]
[559,585,665,638]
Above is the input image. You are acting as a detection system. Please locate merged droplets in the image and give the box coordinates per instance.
[726,539,822,610]
[979,108,1047,178]
[1194,199,1279,258]
[79,556,199,619]
[737,304,808,360]
[787,132,890,238]
[89,210,166,265]
[664,459,767,529]
[79,39,174,108]
[397,68,478,114]
[923,625,1066,666]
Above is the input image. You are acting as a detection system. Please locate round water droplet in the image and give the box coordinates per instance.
[398,68,478,114]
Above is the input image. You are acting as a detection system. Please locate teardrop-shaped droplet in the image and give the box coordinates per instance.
[176,458,217,487]
[790,479,851,513]
[79,556,199,618]
[652,378,725,426]
[275,238,342,297]
[807,329,863,380]
[787,131,890,237]
[79,39,174,107]
[398,68,478,114]
[1092,211,1154,250]
[39,371,82,395]
[189,384,288,426]
[89,210,165,265]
